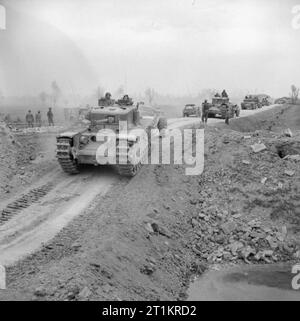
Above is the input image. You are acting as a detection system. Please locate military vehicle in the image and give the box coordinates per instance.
[56,95,167,177]
[261,97,270,106]
[274,97,290,104]
[207,96,240,118]
[182,104,201,117]
[241,95,262,110]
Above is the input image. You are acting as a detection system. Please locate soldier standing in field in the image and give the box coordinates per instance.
[202,100,210,124]
[224,104,230,125]
[25,110,34,128]
[35,111,42,127]
[47,107,54,126]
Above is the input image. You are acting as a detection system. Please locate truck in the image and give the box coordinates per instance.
[182,104,201,117]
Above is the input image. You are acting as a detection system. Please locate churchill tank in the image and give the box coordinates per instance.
[56,95,167,176]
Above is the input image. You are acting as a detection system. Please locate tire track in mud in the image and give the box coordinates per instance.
[0,183,53,225]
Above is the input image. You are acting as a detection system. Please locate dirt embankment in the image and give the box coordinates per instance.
[0,122,57,203]
[0,104,299,301]
[219,104,300,132]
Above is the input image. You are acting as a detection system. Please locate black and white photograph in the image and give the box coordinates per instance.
[0,0,300,305]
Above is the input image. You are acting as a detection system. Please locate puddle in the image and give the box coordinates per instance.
[187,264,300,301]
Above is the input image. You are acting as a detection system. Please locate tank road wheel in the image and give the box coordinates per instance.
[117,163,141,177]
[56,138,80,174]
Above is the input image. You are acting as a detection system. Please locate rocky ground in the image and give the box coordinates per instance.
[0,104,299,300]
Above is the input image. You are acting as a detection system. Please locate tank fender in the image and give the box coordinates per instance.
[57,131,81,139]
[57,132,82,148]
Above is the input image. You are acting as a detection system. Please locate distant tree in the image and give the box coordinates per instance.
[39,91,48,106]
[51,81,62,107]
[290,85,299,104]
[145,88,155,104]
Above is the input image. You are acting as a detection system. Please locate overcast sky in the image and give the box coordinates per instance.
[1,0,300,97]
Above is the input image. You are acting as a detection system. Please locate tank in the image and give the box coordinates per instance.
[56,95,167,177]
[241,95,262,110]
[207,96,240,118]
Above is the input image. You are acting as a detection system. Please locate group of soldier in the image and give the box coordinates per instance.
[25,108,54,128]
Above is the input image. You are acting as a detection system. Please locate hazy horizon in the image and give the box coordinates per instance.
[1,0,300,99]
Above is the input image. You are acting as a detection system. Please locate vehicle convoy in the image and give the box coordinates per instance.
[207,94,240,119]
[56,94,167,177]
[241,95,262,110]
[182,104,201,117]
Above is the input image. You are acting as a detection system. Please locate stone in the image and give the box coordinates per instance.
[198,213,206,219]
[248,219,261,228]
[283,128,293,137]
[284,170,295,177]
[250,231,266,239]
[34,286,47,297]
[145,223,155,233]
[220,221,237,234]
[228,241,243,255]
[294,250,300,259]
[191,219,198,227]
[140,264,155,275]
[232,213,242,219]
[240,246,256,261]
[251,143,267,153]
[266,235,278,249]
[78,286,92,299]
[164,204,171,210]
[242,160,250,165]
[155,224,172,238]
[261,177,267,184]
[283,154,300,162]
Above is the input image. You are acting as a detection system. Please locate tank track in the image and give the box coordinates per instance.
[116,163,142,177]
[56,138,80,174]
[115,142,144,177]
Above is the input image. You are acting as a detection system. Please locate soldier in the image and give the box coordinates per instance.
[104,92,113,106]
[222,89,228,98]
[25,110,34,128]
[202,100,210,124]
[35,111,42,127]
[224,104,230,125]
[47,107,54,126]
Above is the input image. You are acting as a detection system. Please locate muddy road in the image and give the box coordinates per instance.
[0,104,281,267]
[0,167,117,266]
[0,116,203,266]
[1,102,298,301]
